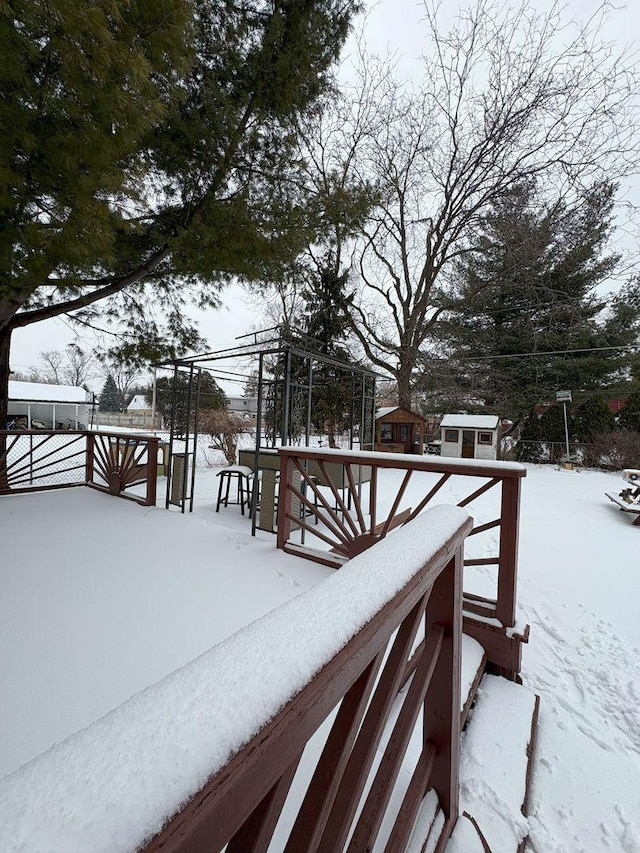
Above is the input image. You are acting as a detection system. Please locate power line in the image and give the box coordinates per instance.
[450,343,640,361]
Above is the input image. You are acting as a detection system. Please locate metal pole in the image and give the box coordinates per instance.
[350,371,356,450]
[252,352,265,536]
[282,348,292,447]
[563,401,570,459]
[306,357,313,447]
[165,365,179,509]
[182,364,195,513]
[189,367,201,512]
[151,367,157,431]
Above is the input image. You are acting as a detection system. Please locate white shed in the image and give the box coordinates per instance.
[440,414,501,460]
[7,381,92,429]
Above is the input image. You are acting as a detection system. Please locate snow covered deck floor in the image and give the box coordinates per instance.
[0,487,333,778]
[2,461,640,850]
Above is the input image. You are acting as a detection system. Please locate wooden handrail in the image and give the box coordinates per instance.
[142,507,472,853]
[0,507,472,853]
[276,447,527,679]
[278,446,526,480]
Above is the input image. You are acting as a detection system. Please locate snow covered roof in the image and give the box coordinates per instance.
[375,406,397,419]
[127,395,149,411]
[8,380,90,404]
[375,406,426,421]
[440,414,500,429]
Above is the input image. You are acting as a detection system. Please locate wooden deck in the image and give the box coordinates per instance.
[0,441,538,851]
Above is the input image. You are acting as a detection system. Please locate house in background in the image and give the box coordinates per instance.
[7,380,91,429]
[440,413,501,460]
[374,406,427,454]
[227,396,258,423]
[126,394,151,413]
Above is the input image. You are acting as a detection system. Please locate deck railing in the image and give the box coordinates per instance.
[0,507,471,853]
[141,507,471,853]
[0,430,158,506]
[277,447,527,679]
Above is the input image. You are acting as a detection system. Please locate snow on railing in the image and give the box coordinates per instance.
[0,505,472,853]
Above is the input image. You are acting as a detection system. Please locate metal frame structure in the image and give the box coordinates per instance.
[154,333,378,517]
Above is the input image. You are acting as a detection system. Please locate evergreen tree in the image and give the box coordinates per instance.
[147,373,226,433]
[573,395,615,443]
[0,0,362,428]
[541,404,571,461]
[618,389,640,433]
[99,375,122,413]
[438,180,636,421]
[516,409,545,463]
[301,264,354,447]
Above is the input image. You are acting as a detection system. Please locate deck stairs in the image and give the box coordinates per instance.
[411,634,539,853]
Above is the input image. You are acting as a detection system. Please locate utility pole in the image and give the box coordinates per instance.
[556,390,572,458]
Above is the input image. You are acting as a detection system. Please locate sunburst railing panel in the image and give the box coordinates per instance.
[0,430,158,507]
[138,508,470,853]
[0,431,87,493]
[86,433,159,507]
[277,448,525,638]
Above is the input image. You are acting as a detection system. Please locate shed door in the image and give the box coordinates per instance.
[462,430,475,458]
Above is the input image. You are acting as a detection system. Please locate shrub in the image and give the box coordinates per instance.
[573,395,615,442]
[199,409,249,466]
[589,429,640,470]
[618,390,640,432]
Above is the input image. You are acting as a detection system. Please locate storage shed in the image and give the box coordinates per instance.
[7,381,91,429]
[440,414,501,460]
[375,406,427,454]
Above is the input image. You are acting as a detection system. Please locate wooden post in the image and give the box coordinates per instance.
[85,432,94,485]
[277,452,295,550]
[496,476,521,628]
[145,437,159,507]
[422,546,462,840]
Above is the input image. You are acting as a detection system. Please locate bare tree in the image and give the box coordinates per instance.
[37,344,95,386]
[38,351,65,385]
[346,1,640,407]
[244,68,380,345]
[62,344,95,387]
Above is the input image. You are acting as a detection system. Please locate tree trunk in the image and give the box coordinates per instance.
[327,416,337,448]
[0,325,11,489]
[396,364,413,410]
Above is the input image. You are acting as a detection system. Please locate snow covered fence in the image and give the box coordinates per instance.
[0,505,472,853]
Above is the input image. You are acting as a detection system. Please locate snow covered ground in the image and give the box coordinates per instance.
[1,457,639,850]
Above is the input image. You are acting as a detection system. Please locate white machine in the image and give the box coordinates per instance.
[619,469,640,504]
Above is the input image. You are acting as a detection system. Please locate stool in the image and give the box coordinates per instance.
[216,465,253,515]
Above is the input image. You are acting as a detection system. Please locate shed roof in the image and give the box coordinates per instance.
[375,406,397,419]
[8,380,90,404]
[375,406,426,422]
[440,414,500,429]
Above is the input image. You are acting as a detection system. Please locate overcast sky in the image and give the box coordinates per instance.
[10,0,640,391]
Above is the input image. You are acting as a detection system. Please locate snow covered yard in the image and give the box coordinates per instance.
[0,486,333,778]
[1,459,639,850]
